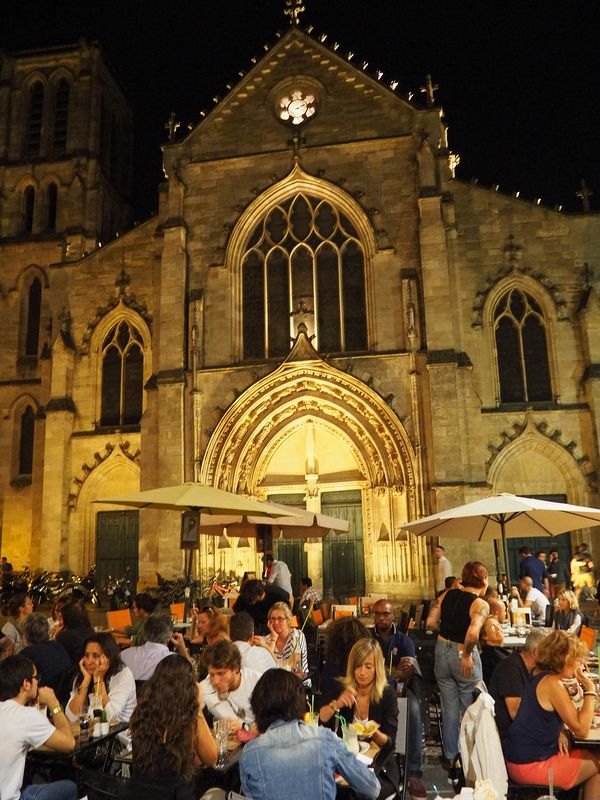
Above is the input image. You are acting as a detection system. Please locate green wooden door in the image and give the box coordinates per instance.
[321,490,365,598]
[95,510,139,592]
[505,494,571,583]
[269,493,307,597]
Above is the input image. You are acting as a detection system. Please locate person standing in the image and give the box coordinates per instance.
[547,549,571,599]
[519,550,548,593]
[433,545,452,595]
[263,553,293,604]
[426,561,489,778]
[571,543,594,599]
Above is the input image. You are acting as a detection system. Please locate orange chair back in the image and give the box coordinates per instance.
[170,602,185,623]
[349,596,359,607]
[290,615,299,628]
[580,625,596,652]
[106,609,132,647]
[333,610,354,619]
[312,608,324,626]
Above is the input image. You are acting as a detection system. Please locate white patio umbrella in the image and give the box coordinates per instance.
[198,503,349,539]
[400,493,600,584]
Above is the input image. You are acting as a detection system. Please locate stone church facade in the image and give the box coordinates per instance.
[1,27,599,598]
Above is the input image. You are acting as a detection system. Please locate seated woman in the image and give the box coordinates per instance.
[319,615,370,699]
[241,668,380,800]
[262,602,309,685]
[504,629,600,800]
[129,654,218,799]
[1,592,33,653]
[479,617,510,686]
[319,638,398,798]
[65,632,136,724]
[554,589,584,636]
[189,604,229,648]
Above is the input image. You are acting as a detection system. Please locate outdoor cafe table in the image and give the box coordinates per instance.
[569,725,600,749]
[195,728,243,796]
[27,720,129,784]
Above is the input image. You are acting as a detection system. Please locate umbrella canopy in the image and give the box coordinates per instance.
[199,503,349,539]
[95,482,296,518]
[400,492,600,584]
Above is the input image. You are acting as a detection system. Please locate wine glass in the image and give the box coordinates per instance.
[214,718,230,768]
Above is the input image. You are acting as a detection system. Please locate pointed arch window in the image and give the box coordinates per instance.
[46,183,57,231]
[26,82,44,157]
[25,277,42,356]
[18,405,35,476]
[494,287,552,403]
[52,79,69,153]
[100,321,144,426]
[23,186,35,233]
[242,194,367,359]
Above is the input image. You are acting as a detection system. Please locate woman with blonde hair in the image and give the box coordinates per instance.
[504,630,600,799]
[189,603,229,647]
[554,589,584,635]
[319,638,398,798]
[263,601,309,682]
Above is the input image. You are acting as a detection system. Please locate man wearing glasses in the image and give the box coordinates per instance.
[370,600,426,800]
[0,654,76,799]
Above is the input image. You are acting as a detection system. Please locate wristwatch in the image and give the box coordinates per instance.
[49,704,63,717]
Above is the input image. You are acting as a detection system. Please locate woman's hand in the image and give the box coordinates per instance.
[336,686,357,709]
[576,665,595,693]
[78,657,90,683]
[558,731,570,756]
[460,652,474,678]
[267,618,278,640]
[94,654,109,683]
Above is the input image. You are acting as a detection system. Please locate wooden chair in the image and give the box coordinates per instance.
[331,604,358,619]
[580,624,596,652]
[106,609,132,647]
[169,602,185,622]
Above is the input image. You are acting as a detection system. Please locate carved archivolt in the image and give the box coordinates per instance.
[200,357,416,500]
[69,440,141,509]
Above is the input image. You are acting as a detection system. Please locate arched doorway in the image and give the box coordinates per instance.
[200,331,425,596]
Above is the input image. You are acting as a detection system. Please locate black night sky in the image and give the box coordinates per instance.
[3,0,599,220]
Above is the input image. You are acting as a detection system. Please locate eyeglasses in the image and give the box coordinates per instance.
[269,616,287,622]
[196,606,215,616]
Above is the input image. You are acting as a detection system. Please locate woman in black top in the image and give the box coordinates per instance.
[426,561,489,770]
[130,654,218,799]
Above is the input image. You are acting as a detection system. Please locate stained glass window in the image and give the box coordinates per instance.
[100,321,144,426]
[19,406,35,475]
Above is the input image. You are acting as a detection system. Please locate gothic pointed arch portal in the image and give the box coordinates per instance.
[200,332,427,595]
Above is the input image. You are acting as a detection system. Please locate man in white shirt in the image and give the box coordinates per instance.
[433,545,452,594]
[513,576,550,621]
[0,654,76,800]
[264,553,293,603]
[121,614,186,680]
[230,611,277,674]
[200,640,261,727]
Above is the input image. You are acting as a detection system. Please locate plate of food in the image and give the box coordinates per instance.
[352,720,380,739]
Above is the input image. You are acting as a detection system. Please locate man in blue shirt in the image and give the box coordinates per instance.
[519,549,548,593]
[370,599,426,799]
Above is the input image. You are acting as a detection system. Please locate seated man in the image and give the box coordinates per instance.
[369,599,426,800]
[487,598,507,624]
[232,579,290,634]
[479,617,510,686]
[0,654,76,800]
[488,628,548,744]
[20,613,72,705]
[230,612,277,674]
[121,613,186,680]
[112,592,158,646]
[298,576,321,610]
[511,576,549,622]
[200,639,262,727]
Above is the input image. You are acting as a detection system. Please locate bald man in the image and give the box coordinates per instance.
[511,576,549,621]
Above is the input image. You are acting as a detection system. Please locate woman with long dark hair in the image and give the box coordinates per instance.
[426,560,489,775]
[129,654,217,799]
[65,632,136,724]
[55,599,94,664]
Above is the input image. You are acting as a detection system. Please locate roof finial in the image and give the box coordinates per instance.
[284,0,305,25]
[420,74,439,107]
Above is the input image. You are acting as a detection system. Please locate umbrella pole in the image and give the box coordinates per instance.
[493,539,501,584]
[501,517,511,588]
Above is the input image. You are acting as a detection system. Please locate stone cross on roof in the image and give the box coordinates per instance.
[284,0,305,25]
[420,74,439,107]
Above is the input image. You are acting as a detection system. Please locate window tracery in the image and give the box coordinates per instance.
[242,194,367,359]
[100,320,144,427]
[494,287,552,403]
[18,405,35,476]
[26,82,44,157]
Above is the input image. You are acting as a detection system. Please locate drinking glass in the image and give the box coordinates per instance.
[214,718,230,768]
[289,651,302,675]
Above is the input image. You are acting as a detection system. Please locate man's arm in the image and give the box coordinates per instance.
[37,687,75,753]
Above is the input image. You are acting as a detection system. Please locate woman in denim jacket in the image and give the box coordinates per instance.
[240,669,380,800]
